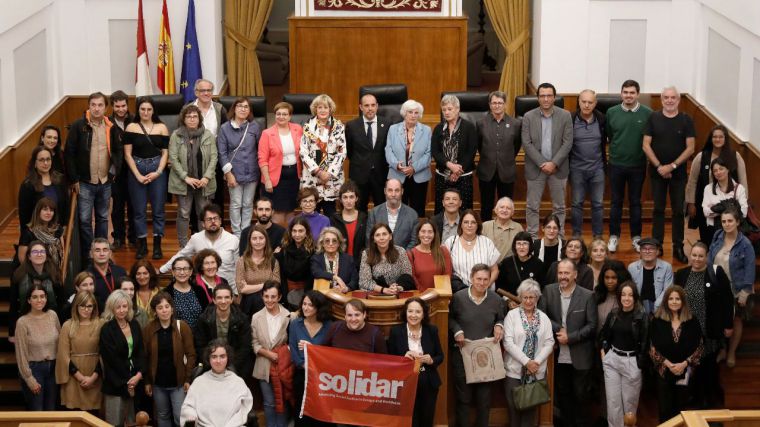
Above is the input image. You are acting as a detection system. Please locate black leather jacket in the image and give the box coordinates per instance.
[599,307,649,368]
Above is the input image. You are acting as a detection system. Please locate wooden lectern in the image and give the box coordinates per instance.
[316,275,452,426]
[317,276,554,426]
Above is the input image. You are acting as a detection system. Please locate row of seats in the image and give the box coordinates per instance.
[148,84,629,133]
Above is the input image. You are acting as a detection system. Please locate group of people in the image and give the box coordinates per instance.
[10,77,757,427]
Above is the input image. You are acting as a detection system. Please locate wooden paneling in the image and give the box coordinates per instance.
[288,17,467,117]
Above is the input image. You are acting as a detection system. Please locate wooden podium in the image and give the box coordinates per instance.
[316,276,555,426]
[316,275,453,426]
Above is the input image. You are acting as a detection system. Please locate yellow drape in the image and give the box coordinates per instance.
[484,0,531,116]
[224,0,274,96]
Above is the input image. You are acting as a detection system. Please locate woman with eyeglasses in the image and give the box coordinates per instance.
[496,231,547,304]
[292,186,330,240]
[56,290,103,411]
[10,241,63,344]
[18,146,68,239]
[532,214,564,271]
[124,97,170,260]
[167,257,211,329]
[311,227,358,293]
[545,237,595,290]
[168,104,218,249]
[218,97,262,238]
[259,101,304,225]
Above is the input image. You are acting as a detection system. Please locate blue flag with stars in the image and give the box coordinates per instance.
[180,0,202,103]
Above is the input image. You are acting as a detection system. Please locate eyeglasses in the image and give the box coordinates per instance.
[185,115,200,120]
[515,241,531,247]
[301,199,316,205]
[37,158,52,163]
[173,267,192,272]
[324,238,339,244]
[235,104,250,110]
[30,249,46,256]
[79,304,95,310]
[204,216,221,223]
[196,88,213,94]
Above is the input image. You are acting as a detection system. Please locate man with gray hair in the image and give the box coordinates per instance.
[521,82,573,238]
[191,78,228,227]
[570,89,606,240]
[482,196,524,261]
[538,258,597,427]
[476,90,522,221]
[642,86,695,264]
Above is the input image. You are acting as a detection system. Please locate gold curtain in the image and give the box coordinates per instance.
[224,0,274,96]
[484,0,531,116]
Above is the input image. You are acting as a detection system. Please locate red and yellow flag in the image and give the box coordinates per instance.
[157,0,175,94]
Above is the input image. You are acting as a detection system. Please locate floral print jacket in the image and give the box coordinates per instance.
[299,116,346,201]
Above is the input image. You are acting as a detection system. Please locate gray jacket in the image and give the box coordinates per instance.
[538,283,598,370]
[521,107,573,180]
[366,202,419,250]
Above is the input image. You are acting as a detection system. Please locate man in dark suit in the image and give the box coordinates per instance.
[522,82,573,238]
[366,179,419,249]
[476,90,522,221]
[538,259,597,427]
[345,93,391,211]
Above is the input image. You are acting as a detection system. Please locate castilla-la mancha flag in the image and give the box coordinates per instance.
[302,345,419,427]
[135,0,153,96]
[157,0,176,94]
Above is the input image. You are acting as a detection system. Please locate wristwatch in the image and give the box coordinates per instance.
[671,163,677,170]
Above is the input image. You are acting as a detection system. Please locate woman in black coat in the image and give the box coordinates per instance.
[649,285,704,422]
[496,231,546,302]
[673,242,734,409]
[100,290,146,427]
[388,297,444,427]
[431,95,478,213]
[311,227,359,292]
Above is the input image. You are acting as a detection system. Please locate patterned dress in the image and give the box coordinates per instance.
[299,116,346,201]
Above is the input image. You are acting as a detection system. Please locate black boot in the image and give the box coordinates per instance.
[136,237,148,259]
[673,246,688,264]
[152,236,163,260]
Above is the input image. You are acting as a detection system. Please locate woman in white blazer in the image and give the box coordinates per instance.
[502,279,555,427]
[385,99,432,217]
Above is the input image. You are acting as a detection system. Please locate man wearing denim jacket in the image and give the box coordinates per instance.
[627,237,673,314]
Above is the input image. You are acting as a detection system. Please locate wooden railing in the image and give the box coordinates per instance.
[61,192,80,287]
[0,410,111,426]
[659,409,760,427]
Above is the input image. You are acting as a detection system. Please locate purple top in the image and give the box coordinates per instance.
[292,211,330,240]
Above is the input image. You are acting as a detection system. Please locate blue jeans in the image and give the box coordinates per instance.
[128,155,167,238]
[570,167,605,237]
[78,181,111,254]
[152,385,185,427]
[609,164,645,238]
[21,360,57,410]
[229,181,257,238]
[260,379,288,427]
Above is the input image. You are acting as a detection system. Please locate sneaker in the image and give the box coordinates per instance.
[632,236,641,253]
[608,235,619,252]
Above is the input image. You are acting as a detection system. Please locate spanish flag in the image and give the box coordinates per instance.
[157,0,176,94]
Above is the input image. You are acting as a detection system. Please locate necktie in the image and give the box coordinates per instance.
[366,121,374,148]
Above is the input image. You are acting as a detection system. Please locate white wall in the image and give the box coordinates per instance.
[532,0,760,148]
[0,0,224,149]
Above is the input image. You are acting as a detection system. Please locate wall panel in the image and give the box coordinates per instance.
[13,30,50,133]
[289,18,467,117]
[705,28,740,127]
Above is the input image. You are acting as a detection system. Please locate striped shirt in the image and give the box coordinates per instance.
[444,234,500,288]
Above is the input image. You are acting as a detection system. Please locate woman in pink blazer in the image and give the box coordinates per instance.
[258,101,304,225]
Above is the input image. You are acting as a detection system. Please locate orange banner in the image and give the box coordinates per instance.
[302,345,419,427]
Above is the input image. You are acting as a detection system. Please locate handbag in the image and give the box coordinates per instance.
[512,373,551,411]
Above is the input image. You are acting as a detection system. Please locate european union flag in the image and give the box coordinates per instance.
[180,0,202,103]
